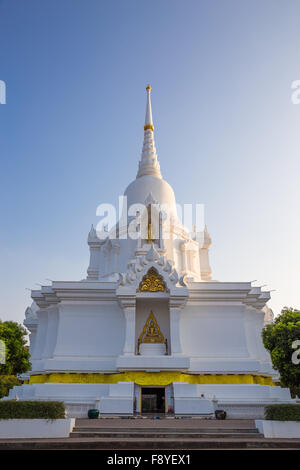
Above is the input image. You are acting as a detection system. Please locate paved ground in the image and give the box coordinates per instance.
[0,437,300,450]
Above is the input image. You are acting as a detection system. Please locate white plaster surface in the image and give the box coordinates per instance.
[0,418,75,438]
[139,343,166,356]
[255,420,300,438]
[173,383,214,415]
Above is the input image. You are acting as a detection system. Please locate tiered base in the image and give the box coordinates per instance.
[4,372,294,419]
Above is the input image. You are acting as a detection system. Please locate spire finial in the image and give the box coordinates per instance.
[144,85,154,131]
[137,85,162,179]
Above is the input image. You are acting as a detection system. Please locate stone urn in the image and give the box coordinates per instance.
[215,409,227,420]
[88,409,99,419]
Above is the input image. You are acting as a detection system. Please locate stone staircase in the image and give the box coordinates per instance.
[1,419,300,449]
[70,426,264,439]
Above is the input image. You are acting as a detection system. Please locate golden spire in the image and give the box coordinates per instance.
[147,204,154,243]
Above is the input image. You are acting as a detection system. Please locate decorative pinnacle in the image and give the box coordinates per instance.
[144,85,154,131]
[137,85,161,179]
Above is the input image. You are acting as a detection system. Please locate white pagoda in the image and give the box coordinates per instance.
[7,86,293,418]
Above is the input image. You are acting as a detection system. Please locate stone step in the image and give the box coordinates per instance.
[70,431,264,439]
[72,427,260,434]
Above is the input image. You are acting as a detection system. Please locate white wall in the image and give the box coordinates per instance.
[0,419,75,438]
[180,303,249,358]
[31,308,49,360]
[42,306,59,359]
[51,301,125,357]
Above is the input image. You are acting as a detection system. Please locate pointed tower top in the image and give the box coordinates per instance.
[144,85,154,131]
[137,85,162,179]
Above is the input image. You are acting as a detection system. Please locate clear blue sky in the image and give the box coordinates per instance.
[0,0,299,323]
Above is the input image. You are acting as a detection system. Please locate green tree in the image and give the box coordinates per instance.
[0,321,31,375]
[0,320,31,398]
[262,307,300,395]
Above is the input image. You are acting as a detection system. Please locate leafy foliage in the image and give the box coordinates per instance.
[0,375,21,399]
[0,401,65,420]
[265,404,300,421]
[0,320,31,375]
[262,307,300,389]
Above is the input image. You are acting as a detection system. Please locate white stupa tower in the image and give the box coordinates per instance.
[5,86,293,417]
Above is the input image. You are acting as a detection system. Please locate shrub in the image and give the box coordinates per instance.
[0,375,21,399]
[0,401,65,420]
[265,404,300,421]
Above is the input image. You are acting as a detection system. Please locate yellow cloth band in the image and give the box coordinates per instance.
[29,372,274,386]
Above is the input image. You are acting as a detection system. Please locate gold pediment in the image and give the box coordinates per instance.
[139,267,166,292]
[138,311,165,344]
